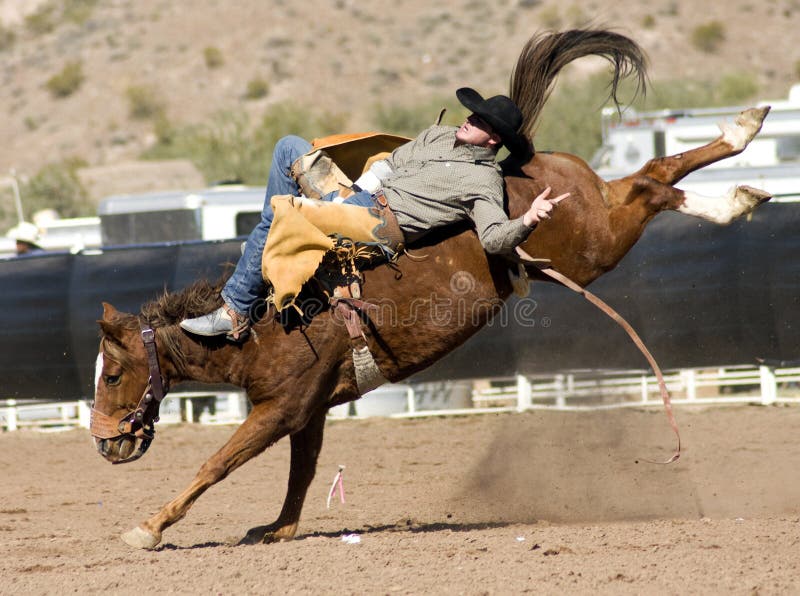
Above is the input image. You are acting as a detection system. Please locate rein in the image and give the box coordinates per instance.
[515,246,681,464]
[90,324,169,465]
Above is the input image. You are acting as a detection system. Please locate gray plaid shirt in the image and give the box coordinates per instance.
[382,125,532,254]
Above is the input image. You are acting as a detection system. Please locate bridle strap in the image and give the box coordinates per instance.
[125,324,168,434]
[141,326,166,405]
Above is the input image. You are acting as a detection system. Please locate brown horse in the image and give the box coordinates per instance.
[91,29,771,549]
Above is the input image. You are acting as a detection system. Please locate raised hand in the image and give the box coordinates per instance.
[522,186,570,227]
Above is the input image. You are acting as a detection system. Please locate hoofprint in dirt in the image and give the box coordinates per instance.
[2,406,800,594]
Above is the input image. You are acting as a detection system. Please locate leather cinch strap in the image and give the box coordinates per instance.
[515,246,681,464]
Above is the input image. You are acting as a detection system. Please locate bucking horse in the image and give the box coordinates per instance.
[90,29,772,549]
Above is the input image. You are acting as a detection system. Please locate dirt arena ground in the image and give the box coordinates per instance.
[2,404,800,594]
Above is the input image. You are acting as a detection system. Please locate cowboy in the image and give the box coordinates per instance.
[181,88,569,340]
[6,221,45,256]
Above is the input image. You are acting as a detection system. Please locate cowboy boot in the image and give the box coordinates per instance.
[180,304,250,342]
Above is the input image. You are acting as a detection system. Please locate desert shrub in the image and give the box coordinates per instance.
[641,14,656,28]
[525,69,759,160]
[371,96,468,137]
[565,4,588,26]
[0,21,15,51]
[532,74,615,159]
[143,103,345,184]
[25,3,57,35]
[244,77,270,100]
[22,158,92,218]
[690,21,726,53]
[638,74,758,110]
[46,61,85,98]
[715,73,759,105]
[62,0,99,25]
[203,46,224,69]
[538,6,562,28]
[125,85,165,120]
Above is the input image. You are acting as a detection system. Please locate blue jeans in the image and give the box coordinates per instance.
[221,135,374,317]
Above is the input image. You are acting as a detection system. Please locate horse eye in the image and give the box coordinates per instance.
[104,374,121,387]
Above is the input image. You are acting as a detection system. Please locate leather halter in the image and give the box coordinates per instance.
[90,324,169,465]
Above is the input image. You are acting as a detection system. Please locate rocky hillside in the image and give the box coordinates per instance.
[0,0,797,193]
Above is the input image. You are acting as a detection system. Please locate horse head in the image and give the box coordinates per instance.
[91,302,169,464]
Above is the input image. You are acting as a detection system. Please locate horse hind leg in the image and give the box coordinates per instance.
[239,408,327,545]
[678,184,771,224]
[611,175,770,226]
[637,106,770,185]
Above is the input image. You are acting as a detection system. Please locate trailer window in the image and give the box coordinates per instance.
[777,135,800,162]
[100,210,200,245]
[235,212,261,237]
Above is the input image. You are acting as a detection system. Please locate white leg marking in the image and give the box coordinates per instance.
[678,185,771,224]
[719,106,770,151]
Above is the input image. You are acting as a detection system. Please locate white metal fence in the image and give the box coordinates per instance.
[3,365,799,432]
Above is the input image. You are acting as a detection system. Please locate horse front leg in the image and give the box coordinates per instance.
[239,407,327,544]
[636,106,770,185]
[120,401,289,549]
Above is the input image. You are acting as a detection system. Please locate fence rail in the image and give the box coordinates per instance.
[3,365,799,432]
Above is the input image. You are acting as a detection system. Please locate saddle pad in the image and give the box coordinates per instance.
[262,195,388,310]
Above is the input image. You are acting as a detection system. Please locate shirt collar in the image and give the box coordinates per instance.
[469,143,498,163]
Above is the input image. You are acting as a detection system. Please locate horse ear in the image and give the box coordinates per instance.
[101,302,119,320]
[98,303,123,339]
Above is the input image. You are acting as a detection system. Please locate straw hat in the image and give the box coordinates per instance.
[6,221,42,247]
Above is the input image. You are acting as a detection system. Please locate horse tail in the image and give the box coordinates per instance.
[509,28,648,140]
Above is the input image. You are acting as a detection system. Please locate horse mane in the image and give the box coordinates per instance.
[509,28,648,139]
[139,278,226,328]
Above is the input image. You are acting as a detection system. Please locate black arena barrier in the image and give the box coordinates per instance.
[0,200,798,398]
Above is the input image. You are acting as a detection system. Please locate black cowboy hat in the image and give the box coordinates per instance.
[456,87,531,158]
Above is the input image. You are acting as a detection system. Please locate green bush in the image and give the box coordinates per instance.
[715,73,759,105]
[203,46,224,69]
[25,3,56,35]
[371,96,468,137]
[143,103,346,184]
[22,158,92,219]
[46,61,85,98]
[63,0,99,25]
[691,21,726,53]
[0,22,15,51]
[126,85,166,120]
[539,6,562,29]
[244,77,270,100]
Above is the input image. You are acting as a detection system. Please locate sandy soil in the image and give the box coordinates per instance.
[2,404,800,594]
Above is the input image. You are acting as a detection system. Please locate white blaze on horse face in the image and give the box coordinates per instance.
[678,186,769,225]
[95,352,104,395]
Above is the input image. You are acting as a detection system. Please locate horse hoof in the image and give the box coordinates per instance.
[121,526,161,550]
[238,526,269,545]
[722,106,770,150]
[238,523,298,545]
[735,185,772,207]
